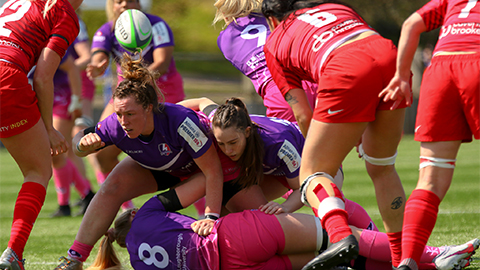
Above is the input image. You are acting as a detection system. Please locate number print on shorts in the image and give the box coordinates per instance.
[241,24,268,47]
[0,0,31,37]
[138,242,169,268]
[459,0,478,18]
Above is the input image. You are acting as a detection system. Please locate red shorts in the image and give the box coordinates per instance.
[415,53,480,142]
[314,35,408,123]
[217,210,291,270]
[0,62,40,138]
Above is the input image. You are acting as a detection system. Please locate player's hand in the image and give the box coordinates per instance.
[191,218,215,236]
[77,133,105,152]
[259,201,286,215]
[48,128,68,156]
[379,75,412,110]
[86,59,108,79]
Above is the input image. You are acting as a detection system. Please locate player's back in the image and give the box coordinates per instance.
[0,0,78,73]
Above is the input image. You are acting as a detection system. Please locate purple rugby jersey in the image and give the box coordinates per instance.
[91,13,179,82]
[127,196,219,270]
[252,115,303,178]
[217,14,271,97]
[95,103,212,176]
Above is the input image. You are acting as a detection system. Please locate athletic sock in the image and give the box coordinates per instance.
[68,159,92,197]
[68,240,94,262]
[95,170,109,186]
[313,182,351,243]
[53,162,72,206]
[8,182,46,259]
[345,198,378,231]
[401,189,440,266]
[387,231,402,267]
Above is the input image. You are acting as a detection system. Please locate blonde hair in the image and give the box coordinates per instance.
[213,0,262,27]
[42,0,58,18]
[114,52,164,112]
[86,209,137,270]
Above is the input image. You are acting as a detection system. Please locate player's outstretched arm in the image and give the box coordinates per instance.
[379,12,427,110]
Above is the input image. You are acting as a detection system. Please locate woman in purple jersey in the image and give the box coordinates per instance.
[85,0,185,212]
[54,54,223,270]
[213,0,317,124]
[84,194,478,270]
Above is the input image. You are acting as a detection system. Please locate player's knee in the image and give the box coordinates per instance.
[359,143,397,166]
[300,172,334,205]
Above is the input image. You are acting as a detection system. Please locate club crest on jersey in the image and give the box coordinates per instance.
[158,143,172,156]
[97,123,102,129]
[278,140,301,173]
[178,117,208,152]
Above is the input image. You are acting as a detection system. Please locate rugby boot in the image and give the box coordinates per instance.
[302,234,359,270]
[0,248,25,270]
[433,238,480,270]
[54,256,83,270]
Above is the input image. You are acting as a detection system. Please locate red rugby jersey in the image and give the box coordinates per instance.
[417,0,480,54]
[264,3,373,96]
[0,0,79,73]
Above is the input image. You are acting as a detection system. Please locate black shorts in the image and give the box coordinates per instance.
[150,170,182,191]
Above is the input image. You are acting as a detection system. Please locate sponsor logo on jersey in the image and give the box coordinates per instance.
[0,119,28,132]
[278,140,301,173]
[93,31,106,43]
[178,117,208,152]
[152,21,171,46]
[158,143,172,156]
[125,149,143,154]
[327,108,344,115]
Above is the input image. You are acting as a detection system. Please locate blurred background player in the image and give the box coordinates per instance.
[85,0,185,211]
[262,0,408,268]
[213,0,317,124]
[0,0,82,268]
[380,0,479,269]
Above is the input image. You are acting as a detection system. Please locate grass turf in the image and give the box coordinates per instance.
[0,135,479,269]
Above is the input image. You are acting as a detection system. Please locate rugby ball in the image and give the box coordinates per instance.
[114,9,152,52]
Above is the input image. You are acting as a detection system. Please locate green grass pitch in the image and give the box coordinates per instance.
[0,135,479,269]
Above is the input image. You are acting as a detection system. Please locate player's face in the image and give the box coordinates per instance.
[113,0,141,18]
[213,126,250,162]
[113,96,152,139]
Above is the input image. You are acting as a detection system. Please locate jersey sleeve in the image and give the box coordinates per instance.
[264,48,303,96]
[93,114,119,147]
[416,0,447,31]
[176,111,212,159]
[46,4,80,58]
[151,17,175,48]
[91,23,114,53]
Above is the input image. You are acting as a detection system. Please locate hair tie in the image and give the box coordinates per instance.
[105,228,116,242]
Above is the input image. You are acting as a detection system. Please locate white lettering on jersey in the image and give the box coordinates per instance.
[138,242,169,268]
[152,21,171,46]
[277,140,301,173]
[241,24,267,47]
[178,117,208,153]
[0,0,31,37]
